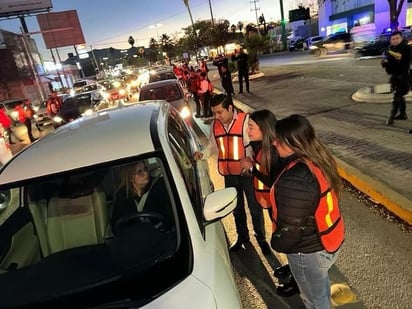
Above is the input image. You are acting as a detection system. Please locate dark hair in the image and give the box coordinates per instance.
[275,114,342,196]
[210,93,233,109]
[249,109,277,173]
[391,30,403,37]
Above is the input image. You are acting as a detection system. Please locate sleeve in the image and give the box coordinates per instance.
[270,163,320,252]
[199,121,218,159]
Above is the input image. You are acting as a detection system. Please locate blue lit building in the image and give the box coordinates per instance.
[318,0,411,42]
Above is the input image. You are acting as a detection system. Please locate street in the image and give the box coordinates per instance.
[197,51,412,308]
[8,51,412,308]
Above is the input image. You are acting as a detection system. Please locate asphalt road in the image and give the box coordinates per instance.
[196,51,412,309]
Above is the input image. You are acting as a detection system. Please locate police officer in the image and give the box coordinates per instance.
[381,30,411,125]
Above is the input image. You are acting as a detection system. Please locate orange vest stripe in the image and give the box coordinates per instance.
[253,149,271,208]
[213,112,247,175]
[270,160,344,253]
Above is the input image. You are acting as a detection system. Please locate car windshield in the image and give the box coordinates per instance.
[0,155,182,307]
[3,99,24,110]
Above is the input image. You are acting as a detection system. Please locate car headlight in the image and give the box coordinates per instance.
[53,116,63,123]
[180,106,191,119]
[33,106,39,112]
[103,92,110,100]
[33,114,39,119]
[69,89,75,96]
[83,109,94,116]
[309,45,319,50]
[119,88,126,96]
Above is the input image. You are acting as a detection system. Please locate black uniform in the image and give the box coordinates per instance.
[382,38,411,125]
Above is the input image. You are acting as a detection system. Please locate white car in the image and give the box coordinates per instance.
[0,101,241,308]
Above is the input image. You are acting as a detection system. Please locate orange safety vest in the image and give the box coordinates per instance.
[253,149,271,208]
[270,160,344,253]
[213,112,247,175]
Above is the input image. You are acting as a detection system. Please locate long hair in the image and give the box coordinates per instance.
[116,161,149,198]
[249,109,277,173]
[275,114,342,196]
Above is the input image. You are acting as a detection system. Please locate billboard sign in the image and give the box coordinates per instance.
[0,0,52,17]
[37,10,85,49]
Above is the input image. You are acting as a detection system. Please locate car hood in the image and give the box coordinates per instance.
[142,275,217,308]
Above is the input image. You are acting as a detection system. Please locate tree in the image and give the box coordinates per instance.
[243,34,270,74]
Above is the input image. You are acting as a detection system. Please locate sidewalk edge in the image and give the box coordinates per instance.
[335,157,412,225]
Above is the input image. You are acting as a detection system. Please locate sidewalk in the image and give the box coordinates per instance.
[200,73,412,226]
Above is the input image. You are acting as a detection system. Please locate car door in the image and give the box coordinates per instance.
[166,113,240,307]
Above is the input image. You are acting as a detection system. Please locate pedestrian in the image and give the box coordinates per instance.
[46,92,61,117]
[199,58,209,77]
[187,69,201,118]
[14,103,37,143]
[213,54,235,99]
[0,107,21,144]
[24,99,43,133]
[381,30,411,125]
[270,114,345,309]
[232,48,250,94]
[193,94,269,254]
[197,72,213,118]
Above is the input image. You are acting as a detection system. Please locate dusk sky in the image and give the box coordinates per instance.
[0,0,307,60]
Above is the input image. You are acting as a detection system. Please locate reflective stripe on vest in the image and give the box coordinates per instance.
[254,149,271,208]
[270,160,344,253]
[213,112,247,175]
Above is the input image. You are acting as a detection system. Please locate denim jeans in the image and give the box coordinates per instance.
[224,174,266,242]
[287,249,340,309]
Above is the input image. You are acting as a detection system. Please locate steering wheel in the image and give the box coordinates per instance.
[113,212,170,234]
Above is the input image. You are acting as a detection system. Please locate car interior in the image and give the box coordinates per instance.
[0,156,187,307]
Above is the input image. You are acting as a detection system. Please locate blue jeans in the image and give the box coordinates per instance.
[287,249,340,309]
[224,175,266,242]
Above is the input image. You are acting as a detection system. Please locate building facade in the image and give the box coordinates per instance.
[318,0,411,42]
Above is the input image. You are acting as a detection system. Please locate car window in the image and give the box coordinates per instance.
[0,156,183,307]
[3,100,24,110]
[168,114,204,232]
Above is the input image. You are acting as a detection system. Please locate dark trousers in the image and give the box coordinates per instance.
[224,174,266,242]
[24,118,36,142]
[238,70,250,93]
[389,74,409,118]
[199,91,212,117]
[192,93,201,116]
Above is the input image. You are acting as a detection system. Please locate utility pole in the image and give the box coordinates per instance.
[279,0,287,51]
[208,0,215,27]
[250,0,262,36]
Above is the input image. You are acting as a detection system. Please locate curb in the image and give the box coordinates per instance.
[352,84,412,103]
[203,88,412,225]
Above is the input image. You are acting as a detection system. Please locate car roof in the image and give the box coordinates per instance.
[140,79,181,89]
[0,102,169,184]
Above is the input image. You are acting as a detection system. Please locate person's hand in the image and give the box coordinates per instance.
[240,157,253,169]
[193,151,203,160]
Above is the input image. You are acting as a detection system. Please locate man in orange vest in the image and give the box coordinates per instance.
[193,94,269,254]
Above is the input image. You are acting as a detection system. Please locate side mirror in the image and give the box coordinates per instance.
[203,187,237,221]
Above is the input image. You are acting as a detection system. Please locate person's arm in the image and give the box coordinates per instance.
[193,121,218,160]
[270,163,320,252]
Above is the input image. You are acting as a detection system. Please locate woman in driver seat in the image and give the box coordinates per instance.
[111,160,172,233]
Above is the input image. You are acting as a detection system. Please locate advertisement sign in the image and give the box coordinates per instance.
[0,0,52,17]
[37,10,85,49]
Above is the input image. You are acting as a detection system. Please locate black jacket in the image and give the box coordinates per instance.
[232,52,249,73]
[270,155,324,254]
[383,39,411,76]
[111,177,172,231]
